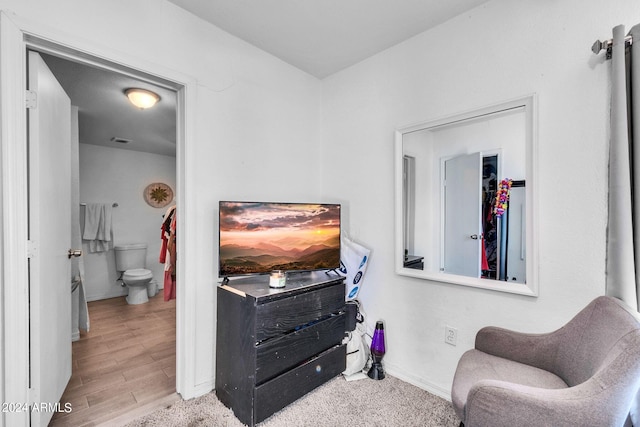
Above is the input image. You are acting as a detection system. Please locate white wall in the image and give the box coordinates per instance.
[320,0,640,397]
[79,143,176,301]
[0,0,323,397]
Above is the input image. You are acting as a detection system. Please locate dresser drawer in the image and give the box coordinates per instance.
[255,313,345,384]
[254,344,346,424]
[255,283,344,342]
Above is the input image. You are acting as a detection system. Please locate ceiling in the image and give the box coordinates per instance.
[41,0,490,157]
[167,0,491,78]
[41,53,178,157]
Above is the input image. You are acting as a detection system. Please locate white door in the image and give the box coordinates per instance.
[443,152,482,277]
[28,51,73,426]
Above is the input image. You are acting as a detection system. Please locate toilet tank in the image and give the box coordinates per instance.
[114,243,147,271]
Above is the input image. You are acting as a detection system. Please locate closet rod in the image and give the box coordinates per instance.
[591,34,632,58]
[80,202,119,207]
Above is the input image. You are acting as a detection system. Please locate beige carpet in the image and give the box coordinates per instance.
[124,375,460,426]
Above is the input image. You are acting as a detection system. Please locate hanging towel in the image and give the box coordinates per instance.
[71,249,90,334]
[164,209,177,301]
[160,205,176,263]
[82,203,113,252]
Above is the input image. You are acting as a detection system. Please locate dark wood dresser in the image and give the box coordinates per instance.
[215,271,347,426]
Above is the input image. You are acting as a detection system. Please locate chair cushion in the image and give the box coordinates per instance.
[451,349,569,420]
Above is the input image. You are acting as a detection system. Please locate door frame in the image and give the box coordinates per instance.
[1,11,198,425]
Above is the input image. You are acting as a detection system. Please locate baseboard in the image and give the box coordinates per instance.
[179,379,213,400]
[384,362,452,401]
[193,379,214,397]
[86,288,127,302]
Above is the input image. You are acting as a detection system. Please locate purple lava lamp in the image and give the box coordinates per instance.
[367,321,386,380]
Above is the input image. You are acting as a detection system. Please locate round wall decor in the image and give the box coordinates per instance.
[144,182,174,208]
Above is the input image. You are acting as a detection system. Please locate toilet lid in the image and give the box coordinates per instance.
[123,268,152,281]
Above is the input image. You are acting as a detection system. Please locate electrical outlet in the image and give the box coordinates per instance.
[445,325,457,346]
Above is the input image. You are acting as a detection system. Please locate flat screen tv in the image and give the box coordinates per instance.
[219,201,341,278]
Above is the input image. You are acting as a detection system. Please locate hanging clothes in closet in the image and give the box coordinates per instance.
[160,205,177,301]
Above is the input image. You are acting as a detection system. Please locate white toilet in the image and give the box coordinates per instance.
[115,243,154,305]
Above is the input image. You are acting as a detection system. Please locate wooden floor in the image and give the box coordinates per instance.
[50,293,176,427]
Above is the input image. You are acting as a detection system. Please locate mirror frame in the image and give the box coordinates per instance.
[394,94,538,297]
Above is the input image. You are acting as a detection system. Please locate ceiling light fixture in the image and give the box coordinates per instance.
[125,88,160,110]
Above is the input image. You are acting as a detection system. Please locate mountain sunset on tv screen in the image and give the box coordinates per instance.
[219,202,341,277]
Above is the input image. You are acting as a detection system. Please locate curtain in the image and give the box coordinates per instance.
[606,24,640,427]
[606,24,640,311]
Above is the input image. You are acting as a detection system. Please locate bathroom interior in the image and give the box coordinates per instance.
[40,51,179,416]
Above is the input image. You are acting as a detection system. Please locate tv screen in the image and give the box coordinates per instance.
[219,201,341,277]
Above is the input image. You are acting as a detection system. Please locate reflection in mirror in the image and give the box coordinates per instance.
[395,95,537,296]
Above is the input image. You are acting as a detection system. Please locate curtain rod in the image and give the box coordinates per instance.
[592,35,633,59]
[80,202,119,207]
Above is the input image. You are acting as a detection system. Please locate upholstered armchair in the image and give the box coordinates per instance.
[451,296,640,427]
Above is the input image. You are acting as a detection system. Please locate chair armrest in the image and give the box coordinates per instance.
[464,379,628,427]
[475,326,560,371]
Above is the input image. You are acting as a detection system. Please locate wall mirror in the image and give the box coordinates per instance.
[394,95,538,296]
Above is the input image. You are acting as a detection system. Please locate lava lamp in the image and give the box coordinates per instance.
[367,321,386,380]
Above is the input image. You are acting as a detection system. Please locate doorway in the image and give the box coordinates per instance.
[34,51,179,425]
[0,14,193,426]
[38,52,178,302]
